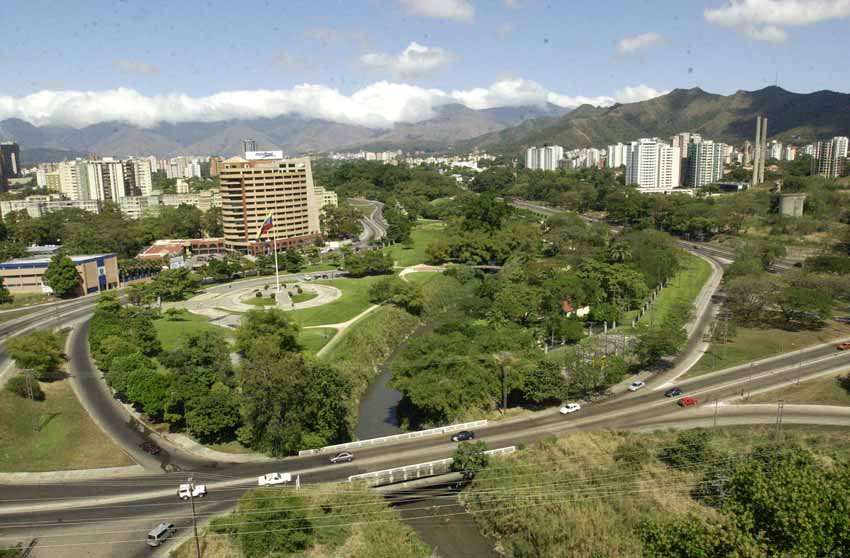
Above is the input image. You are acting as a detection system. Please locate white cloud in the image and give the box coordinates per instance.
[450,78,615,109]
[360,42,453,78]
[112,59,159,75]
[504,0,520,6]
[704,0,850,41]
[0,80,669,129]
[614,85,669,104]
[616,32,664,54]
[399,0,474,22]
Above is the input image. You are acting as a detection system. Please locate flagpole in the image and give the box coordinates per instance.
[271,213,281,294]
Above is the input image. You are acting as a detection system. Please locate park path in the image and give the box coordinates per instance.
[398,264,445,282]
[306,305,382,358]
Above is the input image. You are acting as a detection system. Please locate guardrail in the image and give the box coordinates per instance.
[298,420,488,457]
[348,446,516,487]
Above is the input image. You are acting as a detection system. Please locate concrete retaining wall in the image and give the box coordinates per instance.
[298,420,488,456]
[348,446,516,487]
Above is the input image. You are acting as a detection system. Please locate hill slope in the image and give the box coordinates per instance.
[460,86,850,154]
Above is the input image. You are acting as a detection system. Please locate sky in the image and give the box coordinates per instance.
[1,0,849,129]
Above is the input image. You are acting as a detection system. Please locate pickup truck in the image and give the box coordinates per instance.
[177,483,207,500]
[258,472,292,487]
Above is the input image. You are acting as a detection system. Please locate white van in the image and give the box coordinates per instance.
[147,522,176,547]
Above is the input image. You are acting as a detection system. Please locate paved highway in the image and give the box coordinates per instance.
[0,201,846,556]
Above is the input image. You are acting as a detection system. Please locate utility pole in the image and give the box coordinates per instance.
[500,360,507,413]
[24,369,38,433]
[187,476,202,558]
[775,400,785,440]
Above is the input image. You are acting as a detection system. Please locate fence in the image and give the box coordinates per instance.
[348,446,517,487]
[298,420,489,456]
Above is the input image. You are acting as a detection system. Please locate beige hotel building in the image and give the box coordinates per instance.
[219,152,322,254]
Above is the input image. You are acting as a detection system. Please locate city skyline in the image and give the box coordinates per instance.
[2,0,850,129]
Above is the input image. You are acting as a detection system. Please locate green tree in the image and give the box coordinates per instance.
[776,285,832,326]
[202,207,223,237]
[368,277,424,315]
[284,250,304,272]
[43,254,80,298]
[6,330,65,381]
[659,429,714,468]
[185,384,241,443]
[320,202,362,240]
[5,374,45,401]
[235,308,300,356]
[148,267,199,301]
[634,323,687,366]
[345,250,394,276]
[0,276,11,305]
[234,491,313,556]
[451,440,489,479]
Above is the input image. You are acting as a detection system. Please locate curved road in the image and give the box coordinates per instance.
[1,203,847,556]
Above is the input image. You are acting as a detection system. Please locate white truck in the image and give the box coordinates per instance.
[177,483,207,500]
[258,472,292,487]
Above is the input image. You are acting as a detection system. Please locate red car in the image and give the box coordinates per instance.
[678,396,699,407]
[837,342,850,351]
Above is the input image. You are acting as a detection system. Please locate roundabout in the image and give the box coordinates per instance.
[173,280,343,320]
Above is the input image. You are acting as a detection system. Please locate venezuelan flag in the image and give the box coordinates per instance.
[255,213,274,240]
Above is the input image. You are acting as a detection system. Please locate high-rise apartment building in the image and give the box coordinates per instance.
[606,143,629,168]
[219,153,321,254]
[209,156,223,177]
[811,136,849,178]
[0,142,21,191]
[686,141,727,188]
[241,139,257,156]
[525,145,564,170]
[625,138,681,190]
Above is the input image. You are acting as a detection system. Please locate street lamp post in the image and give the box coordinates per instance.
[187,476,201,558]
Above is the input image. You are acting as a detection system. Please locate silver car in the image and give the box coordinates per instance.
[329,451,354,464]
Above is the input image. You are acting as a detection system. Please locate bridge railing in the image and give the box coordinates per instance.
[348,446,516,487]
[298,420,489,457]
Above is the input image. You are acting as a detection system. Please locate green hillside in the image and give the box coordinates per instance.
[461,86,850,155]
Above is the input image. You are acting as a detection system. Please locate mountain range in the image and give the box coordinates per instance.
[0,103,567,165]
[2,86,849,164]
[459,86,850,154]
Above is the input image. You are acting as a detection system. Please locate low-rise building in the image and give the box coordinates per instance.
[0,196,101,219]
[0,253,119,295]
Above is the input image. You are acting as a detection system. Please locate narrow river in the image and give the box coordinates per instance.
[354,326,498,557]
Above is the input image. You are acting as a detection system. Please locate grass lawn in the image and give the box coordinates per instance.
[462,426,850,558]
[385,221,445,267]
[298,327,336,354]
[684,319,850,378]
[0,379,133,472]
[290,290,318,303]
[403,271,441,285]
[152,311,230,351]
[745,372,850,406]
[243,296,276,306]
[0,293,52,309]
[633,251,712,330]
[288,275,385,327]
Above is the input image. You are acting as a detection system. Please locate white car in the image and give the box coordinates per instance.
[559,403,581,415]
[177,483,207,500]
[628,381,646,392]
[258,472,292,487]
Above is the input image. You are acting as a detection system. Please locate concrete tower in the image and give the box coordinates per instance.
[751,116,768,186]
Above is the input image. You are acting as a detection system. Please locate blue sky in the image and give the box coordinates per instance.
[2,0,849,128]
